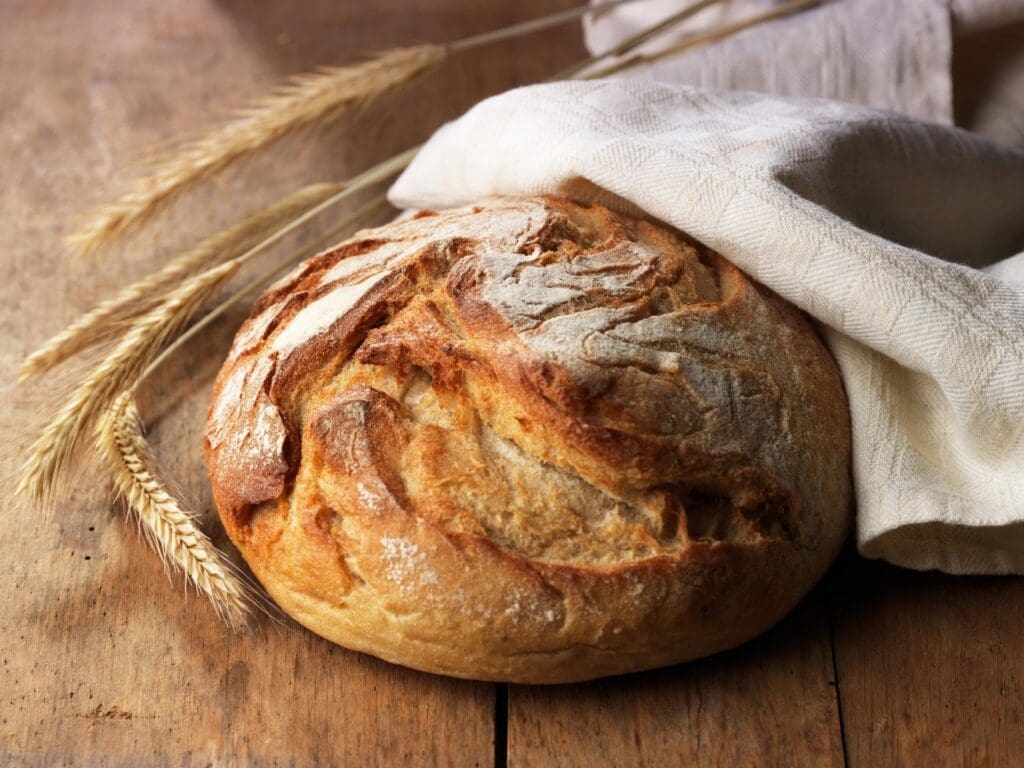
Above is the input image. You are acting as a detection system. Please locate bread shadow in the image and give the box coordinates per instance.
[528,577,834,695]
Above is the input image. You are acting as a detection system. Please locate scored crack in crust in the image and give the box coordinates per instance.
[204,196,852,683]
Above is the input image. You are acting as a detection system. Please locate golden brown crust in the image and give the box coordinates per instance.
[205,196,852,683]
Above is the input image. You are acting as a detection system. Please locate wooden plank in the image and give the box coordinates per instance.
[0,1,583,765]
[830,555,1024,767]
[507,589,845,767]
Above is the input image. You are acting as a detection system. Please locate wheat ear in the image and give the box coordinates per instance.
[22,183,339,381]
[65,45,444,255]
[17,258,241,503]
[97,392,249,627]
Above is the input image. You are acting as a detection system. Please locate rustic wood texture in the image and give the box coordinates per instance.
[829,554,1024,767]
[508,590,845,767]
[2,2,1023,766]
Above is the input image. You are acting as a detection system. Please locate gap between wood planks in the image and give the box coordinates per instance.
[826,569,852,768]
[495,683,509,767]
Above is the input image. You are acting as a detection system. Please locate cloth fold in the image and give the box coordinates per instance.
[389,80,1024,574]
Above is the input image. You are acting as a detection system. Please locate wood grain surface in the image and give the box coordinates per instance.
[508,591,845,767]
[1,2,1022,767]
[829,555,1024,767]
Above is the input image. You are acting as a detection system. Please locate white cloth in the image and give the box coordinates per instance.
[390,80,1024,574]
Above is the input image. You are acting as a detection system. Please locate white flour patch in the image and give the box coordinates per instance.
[356,482,380,511]
[271,271,388,357]
[379,536,438,596]
[321,242,407,284]
[228,299,285,363]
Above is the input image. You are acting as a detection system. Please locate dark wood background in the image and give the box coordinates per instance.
[1,2,1022,765]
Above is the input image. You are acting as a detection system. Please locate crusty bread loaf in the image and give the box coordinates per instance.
[205,196,851,683]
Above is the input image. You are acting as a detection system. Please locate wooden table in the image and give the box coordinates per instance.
[2,2,1021,765]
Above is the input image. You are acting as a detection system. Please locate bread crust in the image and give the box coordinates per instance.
[205,197,852,683]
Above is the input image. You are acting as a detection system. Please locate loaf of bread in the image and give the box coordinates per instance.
[205,196,851,683]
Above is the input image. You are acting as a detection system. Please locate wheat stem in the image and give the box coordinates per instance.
[586,0,821,78]
[97,392,249,627]
[21,183,339,380]
[448,0,641,52]
[65,46,443,256]
[556,0,729,79]
[17,259,242,503]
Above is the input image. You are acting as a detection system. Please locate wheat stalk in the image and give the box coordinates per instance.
[21,183,339,380]
[587,0,821,78]
[17,258,242,503]
[557,0,728,79]
[444,0,640,52]
[97,391,249,627]
[65,45,444,256]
